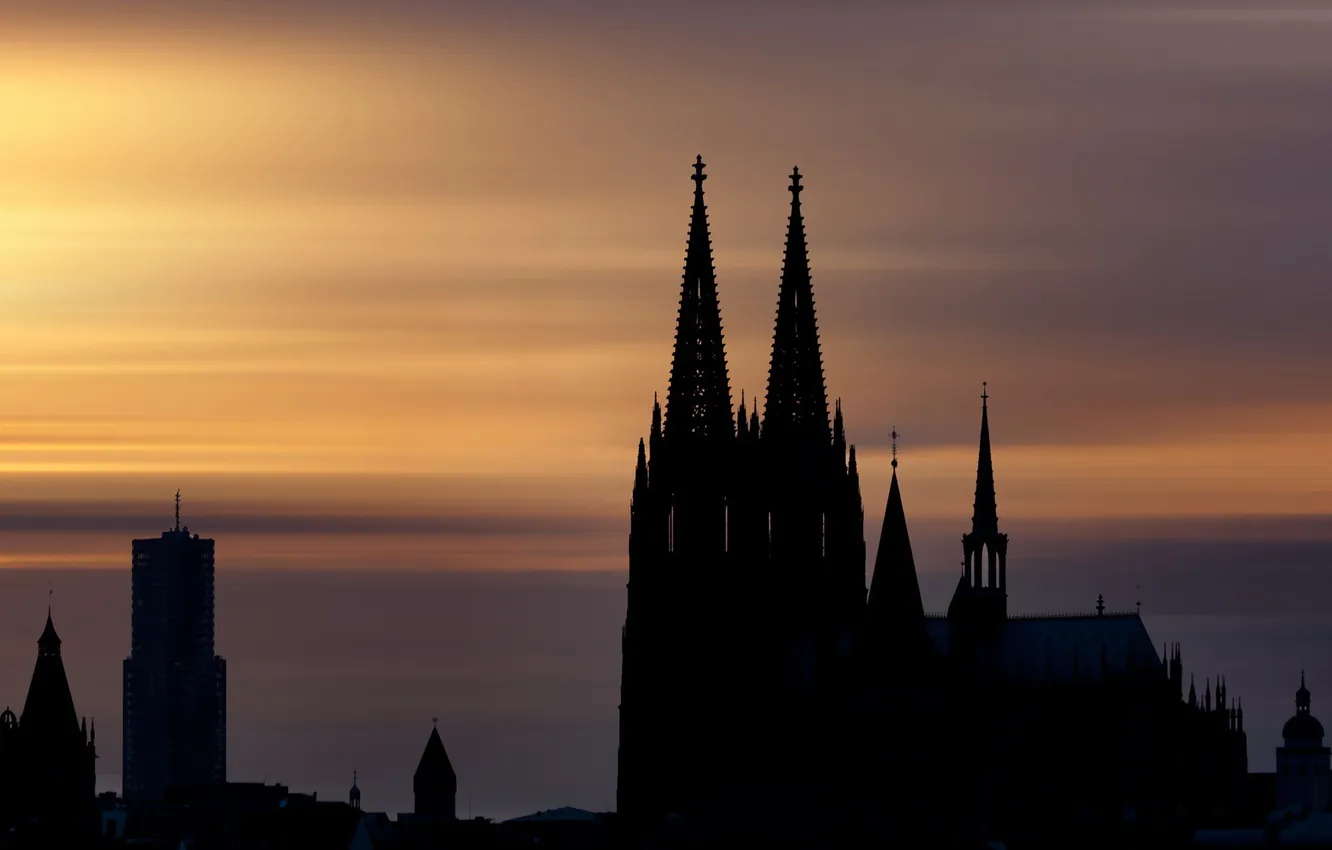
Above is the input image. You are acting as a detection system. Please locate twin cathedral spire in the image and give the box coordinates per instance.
[619,156,1013,825]
[657,157,834,450]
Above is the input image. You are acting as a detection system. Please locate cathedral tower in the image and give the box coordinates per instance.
[760,168,864,689]
[618,156,738,825]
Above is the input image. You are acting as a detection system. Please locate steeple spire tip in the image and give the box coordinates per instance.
[764,165,828,443]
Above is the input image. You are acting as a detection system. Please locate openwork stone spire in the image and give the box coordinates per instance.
[663,155,734,441]
[971,382,998,536]
[763,167,829,445]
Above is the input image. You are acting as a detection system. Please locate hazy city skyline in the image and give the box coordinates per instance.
[0,0,1330,830]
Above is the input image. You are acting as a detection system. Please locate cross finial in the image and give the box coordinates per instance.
[692,155,706,186]
[981,381,988,407]
[175,489,181,532]
[891,426,899,469]
[789,166,803,195]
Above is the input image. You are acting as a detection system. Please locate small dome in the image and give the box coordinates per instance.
[1284,712,1325,742]
[1284,672,1324,743]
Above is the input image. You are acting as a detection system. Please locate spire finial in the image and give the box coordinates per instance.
[692,155,706,186]
[1136,584,1142,615]
[1096,593,1105,616]
[175,489,181,532]
[47,585,52,617]
[432,716,439,728]
[891,427,899,469]
[789,166,803,196]
[981,381,988,407]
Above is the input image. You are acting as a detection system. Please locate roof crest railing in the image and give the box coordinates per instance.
[923,610,1141,620]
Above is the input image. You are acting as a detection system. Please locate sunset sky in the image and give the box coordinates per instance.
[1,0,1330,814]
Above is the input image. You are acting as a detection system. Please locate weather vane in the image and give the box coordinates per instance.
[890,427,899,469]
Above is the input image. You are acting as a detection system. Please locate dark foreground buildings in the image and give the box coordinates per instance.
[616,158,1251,848]
[123,499,227,801]
[0,612,99,843]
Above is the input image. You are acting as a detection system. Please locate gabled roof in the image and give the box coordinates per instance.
[926,613,1165,685]
[504,806,601,824]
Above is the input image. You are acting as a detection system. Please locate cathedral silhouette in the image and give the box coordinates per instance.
[0,611,98,842]
[616,157,1250,847]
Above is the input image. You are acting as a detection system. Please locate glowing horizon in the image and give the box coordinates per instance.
[2,1,1329,573]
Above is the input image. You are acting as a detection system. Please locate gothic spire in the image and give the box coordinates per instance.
[971,382,998,536]
[634,438,648,493]
[762,167,829,445]
[866,465,927,653]
[21,611,80,742]
[833,399,846,463]
[663,155,733,441]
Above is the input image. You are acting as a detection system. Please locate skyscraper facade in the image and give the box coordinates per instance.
[123,502,227,801]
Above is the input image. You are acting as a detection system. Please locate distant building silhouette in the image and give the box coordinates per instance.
[1277,672,1329,812]
[617,158,1252,846]
[123,496,227,801]
[0,610,98,838]
[413,722,456,819]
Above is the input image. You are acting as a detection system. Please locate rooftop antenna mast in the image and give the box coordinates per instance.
[175,489,181,532]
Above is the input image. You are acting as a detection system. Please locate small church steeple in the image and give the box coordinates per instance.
[950,385,1010,633]
[414,718,458,820]
[972,382,998,537]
